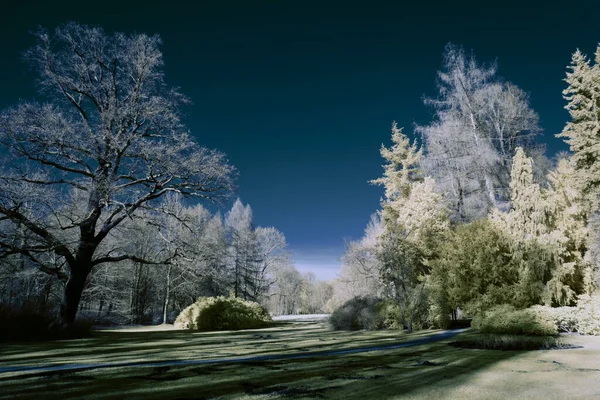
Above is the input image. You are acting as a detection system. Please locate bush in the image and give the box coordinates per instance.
[0,304,93,341]
[449,334,571,350]
[329,296,387,331]
[529,305,578,333]
[174,296,272,331]
[472,304,557,336]
[575,294,600,335]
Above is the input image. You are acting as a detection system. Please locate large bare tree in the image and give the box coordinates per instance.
[417,44,541,221]
[0,23,234,327]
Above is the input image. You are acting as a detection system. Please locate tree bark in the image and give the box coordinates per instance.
[57,263,92,327]
[162,263,172,324]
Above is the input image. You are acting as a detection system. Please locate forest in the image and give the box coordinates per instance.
[0,22,599,342]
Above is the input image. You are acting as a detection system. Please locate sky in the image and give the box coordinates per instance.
[0,1,599,280]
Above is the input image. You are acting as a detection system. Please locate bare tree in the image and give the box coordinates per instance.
[225,199,261,300]
[417,44,541,221]
[269,264,303,315]
[0,23,234,328]
[332,214,382,307]
[253,226,291,303]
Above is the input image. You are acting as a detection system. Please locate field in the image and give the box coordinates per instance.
[1,318,600,399]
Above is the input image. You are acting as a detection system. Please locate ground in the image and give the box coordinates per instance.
[0,318,599,399]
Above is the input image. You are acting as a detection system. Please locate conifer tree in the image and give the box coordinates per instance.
[556,48,600,210]
[371,122,422,202]
[372,123,448,330]
[490,147,550,306]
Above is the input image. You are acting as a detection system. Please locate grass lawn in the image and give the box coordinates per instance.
[1,320,599,399]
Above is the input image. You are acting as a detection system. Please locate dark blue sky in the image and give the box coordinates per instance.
[1,1,599,279]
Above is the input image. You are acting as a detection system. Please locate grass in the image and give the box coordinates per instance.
[1,321,600,399]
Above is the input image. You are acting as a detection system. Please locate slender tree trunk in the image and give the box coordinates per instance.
[163,263,172,324]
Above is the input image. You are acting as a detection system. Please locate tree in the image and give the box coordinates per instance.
[556,47,600,210]
[269,264,303,315]
[371,122,422,201]
[417,44,541,221]
[490,148,590,306]
[488,148,552,306]
[225,199,261,300]
[254,226,291,303]
[333,214,382,307]
[430,219,518,315]
[377,226,427,332]
[545,157,591,301]
[372,123,448,331]
[0,23,234,328]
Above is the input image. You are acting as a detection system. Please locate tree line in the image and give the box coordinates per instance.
[332,43,600,331]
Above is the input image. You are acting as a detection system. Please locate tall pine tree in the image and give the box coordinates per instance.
[556,48,600,211]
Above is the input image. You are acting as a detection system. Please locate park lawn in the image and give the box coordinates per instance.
[0,321,599,399]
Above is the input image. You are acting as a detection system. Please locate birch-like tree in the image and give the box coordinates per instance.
[254,226,291,303]
[0,23,234,328]
[333,214,382,307]
[418,44,541,221]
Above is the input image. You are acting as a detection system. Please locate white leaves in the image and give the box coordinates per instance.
[0,23,234,286]
[557,45,600,207]
[418,44,541,221]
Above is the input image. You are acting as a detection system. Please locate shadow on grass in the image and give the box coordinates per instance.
[0,321,431,369]
[0,339,524,400]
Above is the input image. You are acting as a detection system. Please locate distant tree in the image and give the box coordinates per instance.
[334,214,382,307]
[225,199,261,300]
[254,227,291,303]
[194,212,229,297]
[0,23,234,328]
[269,264,303,315]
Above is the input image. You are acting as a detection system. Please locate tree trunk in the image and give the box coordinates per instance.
[162,263,172,324]
[58,264,91,328]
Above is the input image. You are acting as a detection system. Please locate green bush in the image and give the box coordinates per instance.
[174,296,272,331]
[575,294,600,335]
[329,296,387,331]
[529,305,578,333]
[472,304,557,336]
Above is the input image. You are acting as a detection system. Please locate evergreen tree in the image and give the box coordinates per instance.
[372,123,448,330]
[371,122,422,202]
[556,48,600,210]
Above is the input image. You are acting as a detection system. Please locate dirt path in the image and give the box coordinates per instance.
[0,328,465,376]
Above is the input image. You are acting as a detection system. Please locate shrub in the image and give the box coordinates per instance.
[329,296,387,331]
[0,304,93,341]
[529,305,578,333]
[449,334,571,350]
[471,304,557,336]
[575,294,600,335]
[174,296,272,331]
